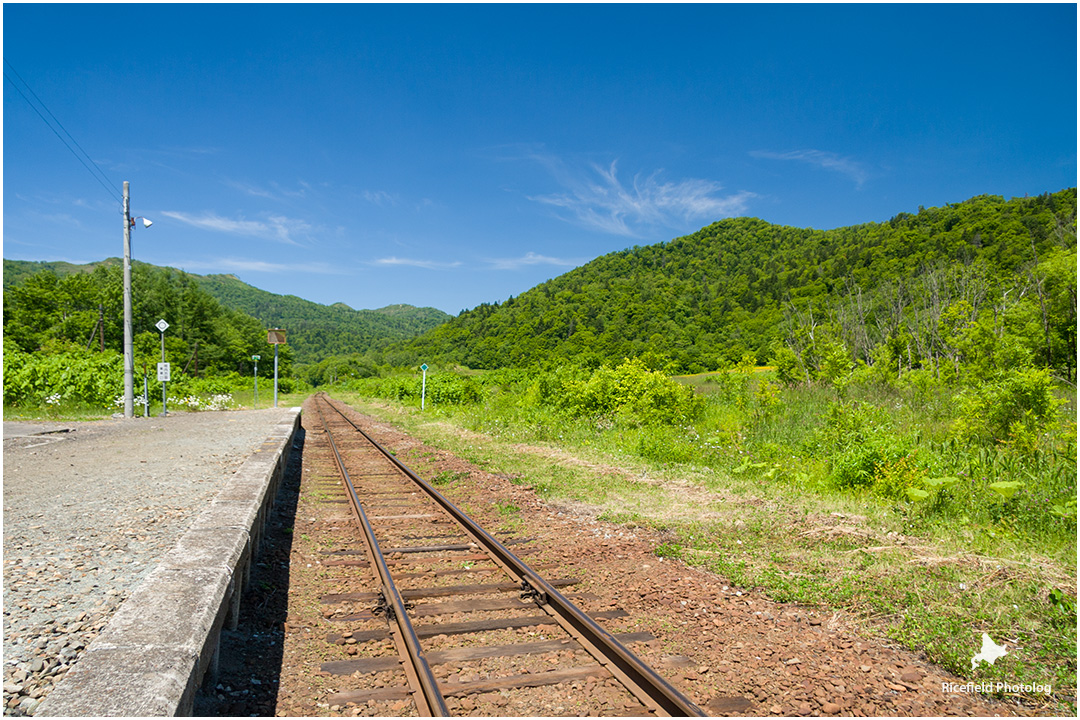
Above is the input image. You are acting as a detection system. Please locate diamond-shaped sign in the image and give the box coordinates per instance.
[420,364,429,371]
[155,319,169,333]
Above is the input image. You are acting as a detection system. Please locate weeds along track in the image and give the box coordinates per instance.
[303,392,705,717]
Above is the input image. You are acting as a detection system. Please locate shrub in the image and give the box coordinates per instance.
[3,345,124,408]
[520,365,589,408]
[348,375,416,401]
[817,337,855,392]
[169,373,244,398]
[811,401,920,498]
[347,371,481,406]
[424,373,482,405]
[704,369,746,403]
[951,367,1062,450]
[562,358,705,426]
[770,345,804,386]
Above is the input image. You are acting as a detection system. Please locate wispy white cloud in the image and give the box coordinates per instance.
[165,258,346,275]
[159,145,220,157]
[223,179,312,201]
[160,211,312,245]
[372,253,579,271]
[485,251,583,271]
[750,149,868,188]
[209,259,294,273]
[224,180,275,198]
[373,256,463,270]
[26,209,86,229]
[265,215,313,244]
[161,211,266,235]
[362,189,399,206]
[279,180,310,199]
[526,156,754,237]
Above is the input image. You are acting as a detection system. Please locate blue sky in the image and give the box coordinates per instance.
[4,3,1076,315]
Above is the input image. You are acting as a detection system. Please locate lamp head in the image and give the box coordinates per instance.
[142,218,153,228]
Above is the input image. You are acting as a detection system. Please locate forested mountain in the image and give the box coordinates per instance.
[388,190,1076,380]
[4,261,280,378]
[3,260,450,364]
[189,273,450,363]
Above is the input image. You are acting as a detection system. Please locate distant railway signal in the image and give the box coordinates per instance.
[268,329,286,407]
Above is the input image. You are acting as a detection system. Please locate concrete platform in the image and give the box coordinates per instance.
[34,408,302,717]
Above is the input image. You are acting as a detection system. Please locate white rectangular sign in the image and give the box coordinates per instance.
[157,362,171,382]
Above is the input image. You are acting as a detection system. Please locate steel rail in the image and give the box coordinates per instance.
[313,397,449,717]
[318,393,706,717]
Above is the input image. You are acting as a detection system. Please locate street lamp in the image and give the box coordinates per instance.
[122,181,152,419]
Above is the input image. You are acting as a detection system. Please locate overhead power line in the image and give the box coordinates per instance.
[3,58,124,207]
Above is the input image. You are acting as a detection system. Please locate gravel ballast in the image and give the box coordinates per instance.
[2,408,296,716]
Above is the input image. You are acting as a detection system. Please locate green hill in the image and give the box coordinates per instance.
[189,272,450,363]
[389,189,1076,378]
[2,259,450,364]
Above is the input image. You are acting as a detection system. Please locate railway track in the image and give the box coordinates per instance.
[301,392,706,717]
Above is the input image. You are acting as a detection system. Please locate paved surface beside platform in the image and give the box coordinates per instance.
[2,408,296,716]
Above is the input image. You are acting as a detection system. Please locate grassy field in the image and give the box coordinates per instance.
[326,369,1076,715]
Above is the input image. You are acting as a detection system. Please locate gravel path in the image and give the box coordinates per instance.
[2,408,297,716]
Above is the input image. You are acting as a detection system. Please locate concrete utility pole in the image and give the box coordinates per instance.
[122,181,134,418]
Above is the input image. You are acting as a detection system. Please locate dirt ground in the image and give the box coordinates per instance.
[203,400,1045,717]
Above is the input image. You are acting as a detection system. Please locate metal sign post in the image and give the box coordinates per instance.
[420,363,428,410]
[155,320,170,416]
[267,329,286,408]
[252,355,261,409]
[142,363,149,418]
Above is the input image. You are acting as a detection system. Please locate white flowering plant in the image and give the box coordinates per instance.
[112,395,148,408]
[170,393,237,411]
